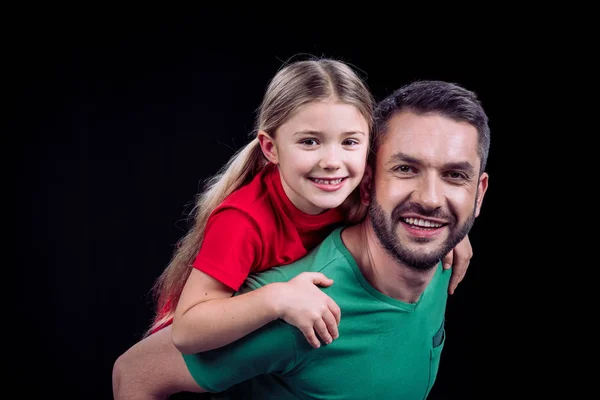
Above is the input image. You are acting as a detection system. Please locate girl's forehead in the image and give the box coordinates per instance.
[279,101,369,136]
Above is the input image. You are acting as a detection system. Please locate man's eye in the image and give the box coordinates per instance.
[395,165,413,173]
[447,171,466,179]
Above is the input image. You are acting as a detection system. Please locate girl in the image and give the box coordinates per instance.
[112,57,472,399]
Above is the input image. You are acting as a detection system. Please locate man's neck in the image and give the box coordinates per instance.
[341,221,438,304]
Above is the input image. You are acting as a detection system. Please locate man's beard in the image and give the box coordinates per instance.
[368,191,477,271]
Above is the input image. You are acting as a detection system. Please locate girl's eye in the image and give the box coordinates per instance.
[342,139,359,146]
[300,139,318,146]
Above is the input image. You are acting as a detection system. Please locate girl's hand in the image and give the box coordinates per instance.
[271,272,341,349]
[442,234,473,295]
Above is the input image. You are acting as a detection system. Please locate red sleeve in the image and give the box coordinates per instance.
[192,208,262,291]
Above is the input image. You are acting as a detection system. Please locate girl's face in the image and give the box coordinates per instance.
[259,100,369,215]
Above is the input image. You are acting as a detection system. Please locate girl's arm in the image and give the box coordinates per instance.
[172,268,340,354]
[172,268,273,354]
[172,208,340,354]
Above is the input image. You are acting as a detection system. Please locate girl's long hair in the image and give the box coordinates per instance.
[146,57,374,336]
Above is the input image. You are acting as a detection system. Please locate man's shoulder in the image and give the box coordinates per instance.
[240,227,348,292]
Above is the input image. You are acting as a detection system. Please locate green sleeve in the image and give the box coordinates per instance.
[183,319,298,392]
[182,264,301,394]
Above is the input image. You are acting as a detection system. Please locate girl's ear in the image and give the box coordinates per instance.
[257,130,278,164]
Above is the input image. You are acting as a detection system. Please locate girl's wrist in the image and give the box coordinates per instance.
[261,282,285,320]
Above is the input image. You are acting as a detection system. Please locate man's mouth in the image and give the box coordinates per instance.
[400,217,446,229]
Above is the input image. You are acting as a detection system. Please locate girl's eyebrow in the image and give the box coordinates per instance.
[293,130,366,137]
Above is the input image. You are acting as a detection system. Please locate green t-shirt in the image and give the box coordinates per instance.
[183,227,450,399]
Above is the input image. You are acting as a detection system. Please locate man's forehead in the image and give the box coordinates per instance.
[380,111,480,163]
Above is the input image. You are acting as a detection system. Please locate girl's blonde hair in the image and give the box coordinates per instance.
[146,57,375,336]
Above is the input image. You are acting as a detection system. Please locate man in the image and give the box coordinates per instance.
[114,79,490,399]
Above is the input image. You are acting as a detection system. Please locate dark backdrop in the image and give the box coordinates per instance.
[15,14,526,400]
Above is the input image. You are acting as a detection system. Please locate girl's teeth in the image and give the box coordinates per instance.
[313,179,343,185]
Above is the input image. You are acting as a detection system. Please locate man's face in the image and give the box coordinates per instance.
[366,111,488,270]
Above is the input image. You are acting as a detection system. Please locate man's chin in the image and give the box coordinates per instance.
[405,257,442,271]
[400,247,448,271]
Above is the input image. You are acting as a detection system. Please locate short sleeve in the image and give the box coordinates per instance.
[182,320,298,392]
[192,208,262,291]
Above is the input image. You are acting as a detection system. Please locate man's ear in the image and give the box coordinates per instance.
[474,172,489,218]
[359,164,374,206]
[257,130,278,164]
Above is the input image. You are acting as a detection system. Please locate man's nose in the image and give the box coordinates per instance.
[413,175,443,210]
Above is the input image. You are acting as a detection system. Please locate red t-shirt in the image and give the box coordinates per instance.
[192,162,345,291]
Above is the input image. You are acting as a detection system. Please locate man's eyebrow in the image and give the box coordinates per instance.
[388,152,419,165]
[444,161,476,174]
[388,152,476,174]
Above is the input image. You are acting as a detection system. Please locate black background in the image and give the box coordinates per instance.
[14,11,541,399]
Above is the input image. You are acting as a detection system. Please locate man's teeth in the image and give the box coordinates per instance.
[312,178,343,185]
[403,218,443,228]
